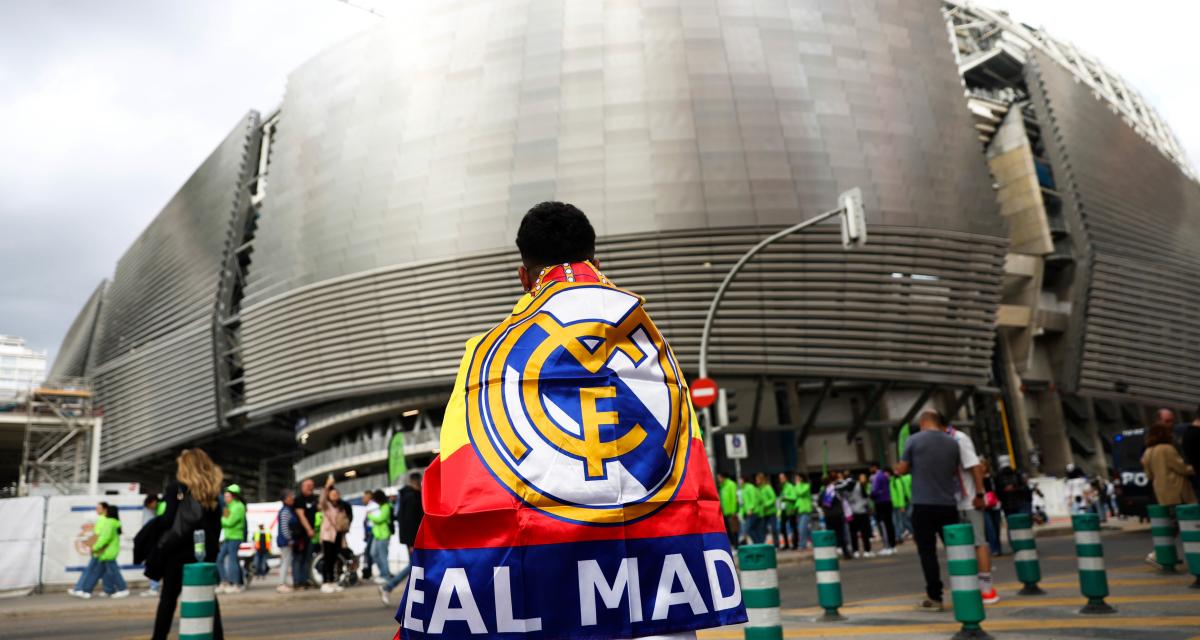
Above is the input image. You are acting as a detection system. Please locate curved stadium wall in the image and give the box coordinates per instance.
[238,0,1007,430]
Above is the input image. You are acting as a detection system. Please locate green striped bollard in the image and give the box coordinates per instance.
[1148,504,1179,573]
[738,544,782,640]
[1072,514,1116,614]
[944,523,990,640]
[810,530,845,622]
[1008,513,1045,595]
[181,562,219,640]
[1178,504,1200,589]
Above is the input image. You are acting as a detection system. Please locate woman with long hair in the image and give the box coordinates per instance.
[317,474,348,593]
[1142,424,1197,507]
[151,448,225,640]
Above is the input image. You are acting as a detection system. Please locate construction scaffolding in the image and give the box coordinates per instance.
[17,377,100,496]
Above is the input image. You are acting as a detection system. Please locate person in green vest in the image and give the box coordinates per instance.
[218,484,247,593]
[890,471,914,541]
[717,471,739,548]
[740,474,760,545]
[779,472,799,550]
[792,471,814,550]
[252,524,273,577]
[756,472,779,547]
[367,489,394,582]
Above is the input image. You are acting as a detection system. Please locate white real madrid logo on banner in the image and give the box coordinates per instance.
[466,284,693,525]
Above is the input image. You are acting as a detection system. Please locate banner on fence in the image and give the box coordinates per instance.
[41,495,148,586]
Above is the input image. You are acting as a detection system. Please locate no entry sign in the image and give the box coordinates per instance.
[690,377,719,409]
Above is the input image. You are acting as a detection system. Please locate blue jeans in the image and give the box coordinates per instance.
[217,540,242,585]
[73,557,103,593]
[743,515,761,543]
[796,513,812,550]
[254,550,269,576]
[370,537,391,580]
[381,546,413,594]
[101,561,127,593]
[296,541,315,586]
[763,515,778,546]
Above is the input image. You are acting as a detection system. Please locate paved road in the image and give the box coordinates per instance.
[3,524,1196,639]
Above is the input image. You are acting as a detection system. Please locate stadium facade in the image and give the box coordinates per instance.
[45,0,1198,497]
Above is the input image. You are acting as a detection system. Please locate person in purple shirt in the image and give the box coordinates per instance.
[869,464,897,555]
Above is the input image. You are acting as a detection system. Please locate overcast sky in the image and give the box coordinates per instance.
[1,1,1196,364]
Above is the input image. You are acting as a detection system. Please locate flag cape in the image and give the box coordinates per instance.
[395,277,746,638]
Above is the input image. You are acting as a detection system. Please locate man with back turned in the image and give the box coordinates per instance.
[894,410,961,612]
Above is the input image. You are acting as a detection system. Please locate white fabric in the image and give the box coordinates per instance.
[41,495,147,586]
[0,497,45,594]
[948,428,980,510]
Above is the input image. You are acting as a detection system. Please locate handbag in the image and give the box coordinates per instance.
[159,489,204,553]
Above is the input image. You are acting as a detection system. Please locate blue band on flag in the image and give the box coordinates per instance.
[396,533,745,639]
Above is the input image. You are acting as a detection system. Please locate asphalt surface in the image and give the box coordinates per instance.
[3,522,1197,639]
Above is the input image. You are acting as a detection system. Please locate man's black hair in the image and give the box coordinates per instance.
[515,201,596,269]
[143,495,158,508]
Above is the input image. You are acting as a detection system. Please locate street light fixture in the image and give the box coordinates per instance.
[698,188,868,469]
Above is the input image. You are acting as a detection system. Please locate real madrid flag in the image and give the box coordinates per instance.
[395,261,746,639]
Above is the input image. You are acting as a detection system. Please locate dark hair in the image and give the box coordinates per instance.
[280,489,294,501]
[408,471,423,484]
[515,202,596,269]
[143,495,158,508]
[105,505,121,533]
[372,489,388,504]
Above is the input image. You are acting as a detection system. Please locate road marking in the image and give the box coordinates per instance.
[697,616,1200,638]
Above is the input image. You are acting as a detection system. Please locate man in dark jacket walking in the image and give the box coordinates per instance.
[379,471,423,605]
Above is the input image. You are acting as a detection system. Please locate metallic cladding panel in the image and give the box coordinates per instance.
[48,280,107,380]
[92,320,218,469]
[93,113,260,366]
[1027,51,1200,405]
[88,113,260,469]
[240,0,1006,419]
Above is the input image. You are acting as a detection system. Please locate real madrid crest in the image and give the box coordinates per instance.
[465,283,692,525]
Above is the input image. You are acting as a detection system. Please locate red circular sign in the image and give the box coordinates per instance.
[690,377,719,409]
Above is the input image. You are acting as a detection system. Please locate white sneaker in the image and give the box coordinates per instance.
[276,584,293,593]
[140,589,159,597]
[69,590,91,600]
[215,584,227,594]
[334,584,345,592]
[227,585,244,594]
[863,551,876,558]
[373,576,387,585]
[320,583,336,594]
[853,551,863,558]
[111,590,130,599]
[379,585,390,606]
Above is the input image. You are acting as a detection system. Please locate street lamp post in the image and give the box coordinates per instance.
[699,188,867,470]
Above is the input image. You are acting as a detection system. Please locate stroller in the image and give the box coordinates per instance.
[311,545,360,588]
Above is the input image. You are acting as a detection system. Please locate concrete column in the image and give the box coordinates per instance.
[1036,392,1074,475]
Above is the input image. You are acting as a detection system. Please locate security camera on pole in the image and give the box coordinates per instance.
[695,189,866,471]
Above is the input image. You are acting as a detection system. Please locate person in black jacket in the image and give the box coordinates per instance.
[151,448,225,640]
[379,471,423,605]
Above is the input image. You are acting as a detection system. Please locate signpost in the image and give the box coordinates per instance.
[691,377,719,409]
[724,433,747,482]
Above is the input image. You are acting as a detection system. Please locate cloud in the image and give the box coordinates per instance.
[0,0,375,361]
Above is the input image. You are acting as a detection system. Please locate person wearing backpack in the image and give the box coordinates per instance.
[150,448,224,640]
[276,489,298,593]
